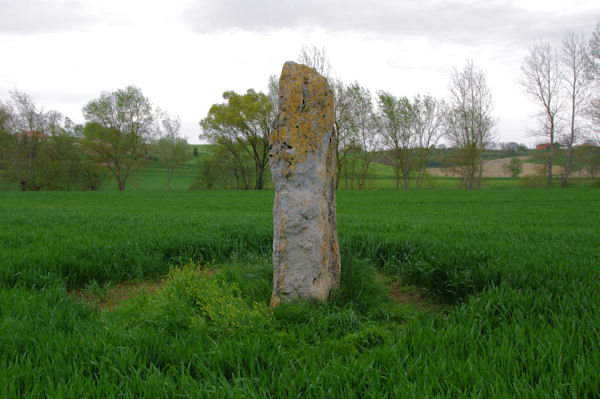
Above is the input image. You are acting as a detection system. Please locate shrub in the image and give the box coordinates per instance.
[163,262,271,334]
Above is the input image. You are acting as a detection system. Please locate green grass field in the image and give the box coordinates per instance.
[95,144,598,191]
[129,155,525,192]
[1,188,599,397]
[129,148,598,191]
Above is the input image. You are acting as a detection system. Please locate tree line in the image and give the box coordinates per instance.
[0,86,190,191]
[2,21,599,191]
[197,47,494,190]
[520,23,600,187]
[199,19,600,191]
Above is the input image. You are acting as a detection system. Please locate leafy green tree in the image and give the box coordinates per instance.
[82,86,154,191]
[0,131,84,190]
[190,146,245,190]
[78,158,108,191]
[200,89,272,190]
[340,141,364,190]
[0,90,83,190]
[0,103,11,168]
[573,144,600,178]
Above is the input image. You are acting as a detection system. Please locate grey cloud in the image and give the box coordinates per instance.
[0,0,97,34]
[183,0,598,45]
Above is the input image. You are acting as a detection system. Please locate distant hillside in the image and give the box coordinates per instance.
[374,147,535,169]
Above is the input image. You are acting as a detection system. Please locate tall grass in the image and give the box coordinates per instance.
[0,188,599,396]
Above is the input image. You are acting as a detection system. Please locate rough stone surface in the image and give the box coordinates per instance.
[269,61,340,306]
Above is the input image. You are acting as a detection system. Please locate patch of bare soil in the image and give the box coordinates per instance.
[73,269,219,309]
[72,280,165,309]
[379,273,442,312]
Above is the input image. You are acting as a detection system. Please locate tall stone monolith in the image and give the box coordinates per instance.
[269,61,340,306]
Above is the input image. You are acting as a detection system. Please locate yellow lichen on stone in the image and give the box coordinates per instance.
[270,62,334,178]
[269,61,339,306]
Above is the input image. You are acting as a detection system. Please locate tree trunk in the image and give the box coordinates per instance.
[562,150,572,187]
[256,168,264,190]
[548,120,555,187]
[548,149,554,187]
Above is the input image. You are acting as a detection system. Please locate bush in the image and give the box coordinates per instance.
[503,157,524,178]
[163,262,271,334]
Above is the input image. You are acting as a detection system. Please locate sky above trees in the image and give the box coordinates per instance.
[0,0,597,145]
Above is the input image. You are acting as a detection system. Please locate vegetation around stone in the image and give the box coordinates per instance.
[1,188,598,396]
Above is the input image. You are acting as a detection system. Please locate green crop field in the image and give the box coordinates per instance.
[97,144,533,192]
[123,158,526,192]
[1,188,599,397]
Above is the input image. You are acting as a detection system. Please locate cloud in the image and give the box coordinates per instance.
[0,0,97,34]
[183,0,598,45]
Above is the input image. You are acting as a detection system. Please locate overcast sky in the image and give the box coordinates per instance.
[0,0,598,145]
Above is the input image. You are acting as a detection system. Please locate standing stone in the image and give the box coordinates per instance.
[269,61,340,306]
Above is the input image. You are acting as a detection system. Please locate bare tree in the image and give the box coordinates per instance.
[331,79,356,188]
[499,142,523,154]
[587,21,600,82]
[520,42,563,186]
[297,44,332,78]
[587,21,600,143]
[9,90,44,133]
[377,92,414,190]
[413,95,446,190]
[297,46,370,190]
[0,101,14,133]
[347,83,379,189]
[152,112,189,191]
[447,60,496,189]
[268,74,279,115]
[560,32,589,186]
